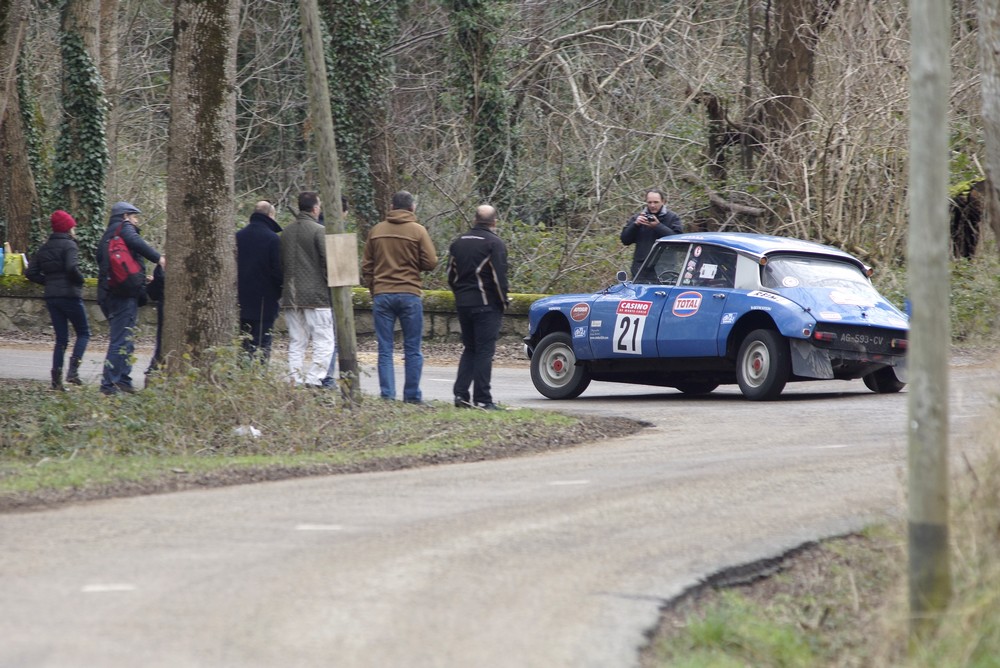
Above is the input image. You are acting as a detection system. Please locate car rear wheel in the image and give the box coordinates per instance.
[530,332,591,399]
[863,367,906,394]
[736,329,790,401]
[674,382,719,395]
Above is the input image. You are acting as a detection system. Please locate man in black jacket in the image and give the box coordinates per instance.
[620,189,682,279]
[96,201,165,395]
[447,204,509,410]
[236,201,283,362]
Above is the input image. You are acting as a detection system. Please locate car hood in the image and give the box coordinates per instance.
[774,286,908,329]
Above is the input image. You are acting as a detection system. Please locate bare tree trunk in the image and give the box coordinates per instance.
[741,0,754,172]
[0,0,28,130]
[0,0,38,252]
[99,0,120,199]
[979,0,1000,247]
[163,0,240,369]
[907,0,951,641]
[0,78,39,252]
[758,0,839,140]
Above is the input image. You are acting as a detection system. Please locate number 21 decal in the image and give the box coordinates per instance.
[614,300,652,355]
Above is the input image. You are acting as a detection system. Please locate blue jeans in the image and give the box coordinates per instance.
[101,295,138,393]
[46,297,91,369]
[373,293,424,401]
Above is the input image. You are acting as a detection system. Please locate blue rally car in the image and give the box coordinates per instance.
[523,232,908,401]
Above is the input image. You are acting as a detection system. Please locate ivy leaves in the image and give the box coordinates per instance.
[322,0,400,232]
[54,31,109,272]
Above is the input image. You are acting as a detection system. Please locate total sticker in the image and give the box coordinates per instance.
[672,291,702,317]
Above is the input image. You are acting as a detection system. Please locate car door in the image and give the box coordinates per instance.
[588,284,671,358]
[656,244,737,357]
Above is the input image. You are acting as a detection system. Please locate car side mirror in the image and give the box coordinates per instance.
[616,270,628,283]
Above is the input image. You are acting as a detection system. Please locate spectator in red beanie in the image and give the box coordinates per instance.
[25,210,91,390]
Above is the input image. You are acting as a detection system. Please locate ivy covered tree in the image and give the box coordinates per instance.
[55,0,109,268]
[447,0,515,210]
[320,0,403,234]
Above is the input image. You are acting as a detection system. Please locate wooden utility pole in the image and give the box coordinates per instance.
[298,0,361,402]
[907,0,951,640]
[979,0,1000,240]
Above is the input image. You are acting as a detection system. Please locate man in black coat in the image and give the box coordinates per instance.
[620,188,683,279]
[236,201,283,362]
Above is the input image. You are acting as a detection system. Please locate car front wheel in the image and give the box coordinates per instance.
[863,366,906,394]
[530,332,592,399]
[736,329,790,401]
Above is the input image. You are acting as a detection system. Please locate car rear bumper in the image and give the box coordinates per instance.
[790,338,906,381]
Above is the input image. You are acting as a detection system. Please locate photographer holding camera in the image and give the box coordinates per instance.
[620,188,682,279]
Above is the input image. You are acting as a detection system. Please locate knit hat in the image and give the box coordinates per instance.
[50,210,76,234]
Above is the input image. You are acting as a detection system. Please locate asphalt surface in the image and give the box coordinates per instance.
[1,342,997,667]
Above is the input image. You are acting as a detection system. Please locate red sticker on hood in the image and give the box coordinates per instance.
[570,303,591,321]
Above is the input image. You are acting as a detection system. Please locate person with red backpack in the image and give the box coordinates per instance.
[96,201,166,395]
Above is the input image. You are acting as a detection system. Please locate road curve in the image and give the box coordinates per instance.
[1,346,996,667]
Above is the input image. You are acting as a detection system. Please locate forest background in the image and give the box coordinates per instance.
[0,0,994,321]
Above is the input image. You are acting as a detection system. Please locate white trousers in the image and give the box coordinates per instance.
[284,307,335,386]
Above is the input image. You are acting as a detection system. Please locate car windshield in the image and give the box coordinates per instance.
[762,255,877,295]
[635,243,689,284]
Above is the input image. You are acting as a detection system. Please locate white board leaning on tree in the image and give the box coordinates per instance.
[325,233,360,287]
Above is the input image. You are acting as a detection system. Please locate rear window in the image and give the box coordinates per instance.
[762,255,877,296]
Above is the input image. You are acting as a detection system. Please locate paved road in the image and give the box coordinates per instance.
[1,343,997,667]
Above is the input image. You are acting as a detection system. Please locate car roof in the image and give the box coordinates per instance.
[654,232,867,269]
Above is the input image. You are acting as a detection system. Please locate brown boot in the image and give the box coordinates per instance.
[51,368,65,391]
[66,357,82,385]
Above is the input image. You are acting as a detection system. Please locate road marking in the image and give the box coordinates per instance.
[295,524,344,531]
[549,480,590,486]
[815,444,851,450]
[82,583,136,593]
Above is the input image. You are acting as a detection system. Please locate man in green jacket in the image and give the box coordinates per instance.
[280,191,334,387]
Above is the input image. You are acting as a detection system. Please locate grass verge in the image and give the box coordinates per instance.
[0,355,642,512]
[642,415,1000,667]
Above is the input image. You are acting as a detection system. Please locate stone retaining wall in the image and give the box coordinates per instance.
[0,278,537,342]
